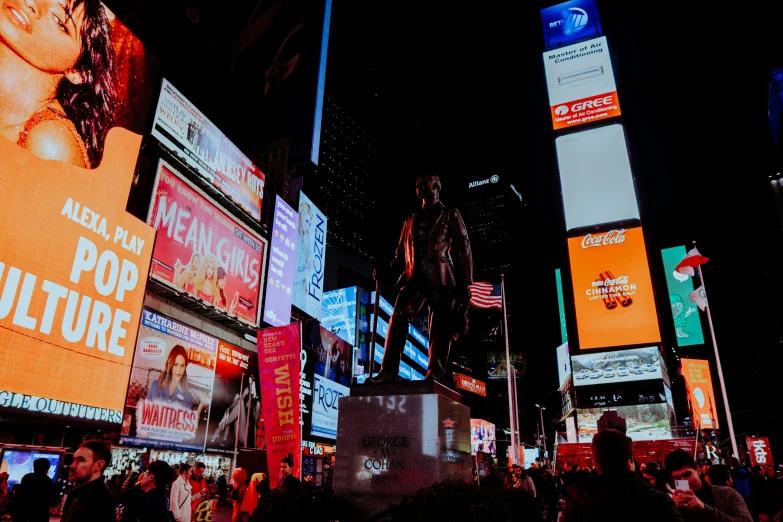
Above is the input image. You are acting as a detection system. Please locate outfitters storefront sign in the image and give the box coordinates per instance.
[0,6,157,423]
[568,227,660,349]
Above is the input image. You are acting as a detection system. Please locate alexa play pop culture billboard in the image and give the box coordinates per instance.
[0,5,158,423]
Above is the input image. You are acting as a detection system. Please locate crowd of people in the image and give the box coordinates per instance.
[476,429,783,522]
[0,441,303,522]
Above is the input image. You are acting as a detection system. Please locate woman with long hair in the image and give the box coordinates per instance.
[174,252,202,294]
[194,253,218,304]
[215,267,238,315]
[0,0,117,168]
[145,345,207,419]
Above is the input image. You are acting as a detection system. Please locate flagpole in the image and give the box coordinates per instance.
[501,274,518,466]
[695,242,739,459]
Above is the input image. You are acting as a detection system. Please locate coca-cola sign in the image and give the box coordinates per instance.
[581,229,627,249]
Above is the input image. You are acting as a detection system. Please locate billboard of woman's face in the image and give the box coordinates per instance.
[0,0,156,169]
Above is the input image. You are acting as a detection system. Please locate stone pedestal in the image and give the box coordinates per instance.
[333,381,472,520]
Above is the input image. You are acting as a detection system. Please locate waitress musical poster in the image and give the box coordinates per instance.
[120,309,218,451]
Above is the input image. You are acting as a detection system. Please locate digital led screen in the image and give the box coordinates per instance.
[574,379,666,408]
[321,287,358,345]
[544,36,619,130]
[680,358,720,429]
[568,227,660,349]
[292,192,327,320]
[311,374,349,439]
[556,269,568,343]
[120,309,218,451]
[0,449,62,492]
[557,342,571,389]
[263,197,298,326]
[370,315,429,371]
[370,292,428,348]
[453,373,487,397]
[540,0,602,49]
[310,323,353,388]
[150,79,265,220]
[368,344,425,382]
[148,160,268,327]
[0,5,157,421]
[661,246,705,346]
[470,419,496,455]
[556,124,639,231]
[487,352,525,380]
[577,403,672,442]
[571,346,661,387]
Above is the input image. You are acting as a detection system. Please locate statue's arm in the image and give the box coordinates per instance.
[449,209,473,286]
[377,217,408,282]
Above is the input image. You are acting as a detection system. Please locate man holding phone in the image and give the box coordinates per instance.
[665,449,752,522]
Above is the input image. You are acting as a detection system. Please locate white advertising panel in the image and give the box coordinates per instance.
[544,36,621,130]
[311,374,349,439]
[557,343,571,390]
[556,124,639,230]
[571,346,661,387]
[292,193,327,320]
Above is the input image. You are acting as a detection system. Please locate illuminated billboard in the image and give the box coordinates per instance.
[540,0,602,49]
[321,287,358,345]
[453,374,487,397]
[0,6,157,423]
[544,36,620,130]
[263,197,298,326]
[487,352,525,380]
[577,404,672,442]
[680,358,719,429]
[309,323,353,388]
[292,193,327,320]
[556,269,568,343]
[575,379,666,408]
[470,419,496,455]
[661,246,705,346]
[556,124,639,231]
[150,79,265,221]
[120,309,218,451]
[258,324,302,488]
[205,343,261,455]
[571,346,661,387]
[148,161,268,328]
[568,227,660,349]
[311,374,349,439]
[557,343,571,389]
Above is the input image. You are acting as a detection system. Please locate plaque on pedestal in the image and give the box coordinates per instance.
[333,382,472,520]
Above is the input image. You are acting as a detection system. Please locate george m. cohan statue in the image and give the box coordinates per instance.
[367,175,473,385]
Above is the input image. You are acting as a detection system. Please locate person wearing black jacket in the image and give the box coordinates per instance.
[561,429,684,522]
[61,441,116,522]
[8,457,59,522]
[117,461,175,522]
[277,455,302,495]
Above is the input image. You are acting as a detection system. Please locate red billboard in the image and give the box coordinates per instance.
[453,373,487,397]
[148,160,267,327]
[259,324,302,489]
[747,437,774,467]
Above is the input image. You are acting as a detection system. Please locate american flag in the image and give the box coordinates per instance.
[469,282,502,310]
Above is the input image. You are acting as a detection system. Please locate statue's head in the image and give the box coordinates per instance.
[415,175,441,199]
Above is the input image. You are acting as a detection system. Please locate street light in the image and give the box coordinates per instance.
[535,404,547,464]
